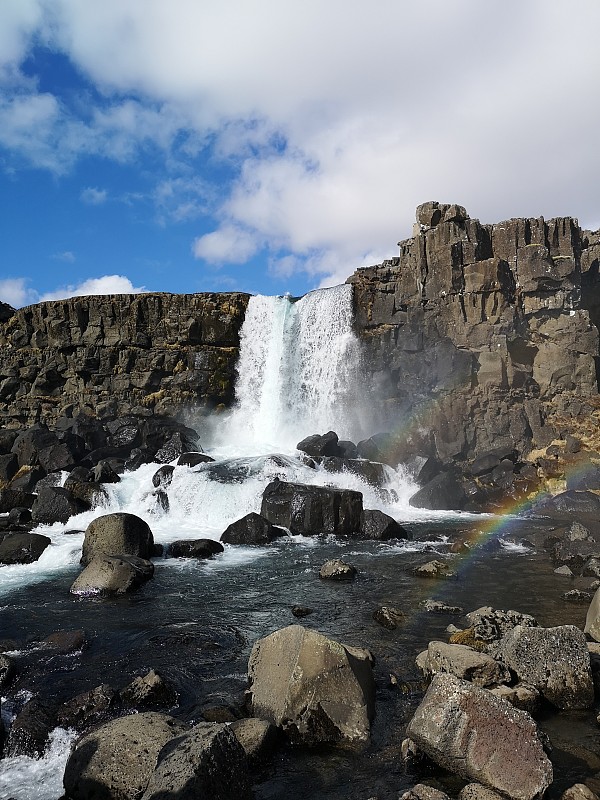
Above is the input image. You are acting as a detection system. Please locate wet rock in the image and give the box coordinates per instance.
[412,559,453,579]
[0,532,51,564]
[406,673,553,800]
[554,540,600,570]
[493,624,594,709]
[0,654,16,690]
[56,684,120,731]
[563,589,594,603]
[141,722,250,800]
[81,512,154,566]
[358,508,410,540]
[42,629,87,654]
[177,451,214,467]
[555,565,574,576]
[31,487,90,525]
[319,457,388,489]
[0,487,35,513]
[5,695,57,758]
[464,606,538,643]
[319,558,357,581]
[423,599,463,614]
[417,641,510,688]
[409,471,466,511]
[296,431,340,458]
[168,539,224,559]
[92,460,121,483]
[546,491,600,515]
[230,718,281,768]
[6,506,32,526]
[248,624,375,745]
[291,605,313,618]
[71,554,155,596]
[152,465,175,488]
[373,606,405,630]
[261,478,363,536]
[120,669,177,709]
[221,512,286,545]
[62,711,187,800]
[400,786,451,800]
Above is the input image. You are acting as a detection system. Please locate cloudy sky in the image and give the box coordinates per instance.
[0,0,599,307]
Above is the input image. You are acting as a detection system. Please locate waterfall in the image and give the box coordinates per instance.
[220,284,365,453]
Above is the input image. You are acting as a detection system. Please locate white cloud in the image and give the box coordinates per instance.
[52,250,76,263]
[192,225,260,264]
[39,275,145,302]
[80,186,107,205]
[0,277,31,307]
[1,0,600,284]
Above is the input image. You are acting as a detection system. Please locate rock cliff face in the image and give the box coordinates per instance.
[348,202,600,461]
[0,293,249,427]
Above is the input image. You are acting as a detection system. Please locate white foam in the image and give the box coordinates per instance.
[0,727,76,800]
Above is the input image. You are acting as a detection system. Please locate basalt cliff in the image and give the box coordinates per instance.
[348,202,600,469]
[0,203,599,472]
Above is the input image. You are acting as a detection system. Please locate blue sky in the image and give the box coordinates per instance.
[1,0,600,308]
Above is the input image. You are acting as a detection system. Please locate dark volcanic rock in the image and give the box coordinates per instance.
[71,554,155,596]
[31,487,90,525]
[5,696,57,758]
[409,471,466,511]
[359,508,410,540]
[221,512,286,545]
[177,451,214,467]
[81,512,154,566]
[296,431,340,458]
[0,532,51,564]
[168,539,224,559]
[261,478,362,536]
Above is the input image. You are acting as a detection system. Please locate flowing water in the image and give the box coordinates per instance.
[1,287,598,799]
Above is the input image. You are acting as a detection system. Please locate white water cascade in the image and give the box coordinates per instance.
[219,284,365,454]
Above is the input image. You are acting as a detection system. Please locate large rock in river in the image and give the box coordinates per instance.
[406,673,552,800]
[221,512,286,545]
[0,532,51,565]
[247,624,375,745]
[141,722,250,800]
[70,554,154,596]
[63,711,187,800]
[81,512,154,565]
[493,624,594,709]
[260,478,362,536]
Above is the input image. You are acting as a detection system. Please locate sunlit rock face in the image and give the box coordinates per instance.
[348,203,600,462]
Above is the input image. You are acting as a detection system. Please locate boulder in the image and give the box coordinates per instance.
[62,711,187,800]
[168,539,224,559]
[0,452,18,483]
[92,460,122,483]
[296,431,340,458]
[409,471,466,511]
[545,491,600,515]
[400,786,451,800]
[81,512,154,566]
[177,451,214,467]
[319,558,357,581]
[0,532,51,565]
[0,487,35,513]
[70,554,154,596]
[120,669,177,710]
[553,539,600,570]
[458,785,506,800]
[5,695,57,758]
[141,722,250,800]
[584,586,600,641]
[406,673,552,800]
[248,624,375,745]
[417,641,510,688]
[493,624,594,709]
[229,718,280,768]
[261,478,362,536]
[464,607,538,643]
[413,559,453,579]
[319,457,388,488]
[152,465,175,488]
[31,487,90,525]
[56,684,119,731]
[221,512,286,545]
[373,606,405,630]
[359,509,410,540]
[489,683,541,715]
[560,786,600,800]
